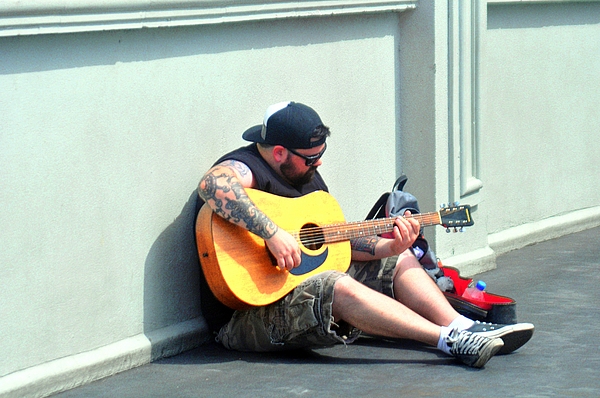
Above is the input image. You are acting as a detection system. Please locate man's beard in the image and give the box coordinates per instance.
[280,160,317,187]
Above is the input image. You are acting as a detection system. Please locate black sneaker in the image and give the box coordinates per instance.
[446,328,504,368]
[466,321,534,355]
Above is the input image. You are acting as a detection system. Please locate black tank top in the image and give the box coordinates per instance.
[198,144,329,332]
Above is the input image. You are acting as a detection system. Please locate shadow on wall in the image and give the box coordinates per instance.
[0,15,392,75]
[488,2,600,30]
[143,189,204,352]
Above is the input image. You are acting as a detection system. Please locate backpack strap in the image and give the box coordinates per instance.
[365,192,390,220]
[392,174,408,192]
[364,174,409,220]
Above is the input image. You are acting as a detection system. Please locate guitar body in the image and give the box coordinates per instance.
[196,189,351,310]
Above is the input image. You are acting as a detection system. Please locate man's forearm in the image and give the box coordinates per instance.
[350,236,414,262]
[350,236,379,257]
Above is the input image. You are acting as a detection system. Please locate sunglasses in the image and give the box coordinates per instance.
[287,143,327,167]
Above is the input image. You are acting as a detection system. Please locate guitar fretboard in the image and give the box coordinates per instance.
[295,212,442,246]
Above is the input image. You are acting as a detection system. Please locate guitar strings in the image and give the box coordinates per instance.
[292,213,442,246]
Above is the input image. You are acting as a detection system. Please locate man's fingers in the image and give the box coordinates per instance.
[278,249,302,271]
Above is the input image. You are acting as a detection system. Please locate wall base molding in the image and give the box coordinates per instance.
[488,206,600,257]
[0,317,209,398]
[441,246,497,277]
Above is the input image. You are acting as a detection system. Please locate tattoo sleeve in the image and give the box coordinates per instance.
[198,162,278,240]
[350,237,379,256]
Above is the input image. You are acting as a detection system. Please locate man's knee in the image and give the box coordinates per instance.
[394,249,422,273]
[333,273,359,297]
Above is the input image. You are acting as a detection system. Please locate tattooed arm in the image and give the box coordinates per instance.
[350,212,420,261]
[350,237,380,257]
[198,160,302,271]
[198,160,278,240]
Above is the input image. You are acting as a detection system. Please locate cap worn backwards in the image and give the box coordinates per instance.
[242,101,326,149]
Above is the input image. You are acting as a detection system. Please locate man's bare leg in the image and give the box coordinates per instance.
[331,275,441,346]
[331,251,464,346]
[331,252,505,368]
[391,251,462,327]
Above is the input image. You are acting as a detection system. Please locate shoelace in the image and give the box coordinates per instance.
[447,329,489,355]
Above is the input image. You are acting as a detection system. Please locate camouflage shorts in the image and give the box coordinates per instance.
[216,256,398,352]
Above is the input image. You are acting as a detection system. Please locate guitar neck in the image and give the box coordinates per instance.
[320,212,442,244]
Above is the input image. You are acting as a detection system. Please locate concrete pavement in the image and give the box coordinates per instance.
[53,226,600,397]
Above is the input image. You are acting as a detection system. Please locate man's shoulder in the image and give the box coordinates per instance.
[214,144,258,165]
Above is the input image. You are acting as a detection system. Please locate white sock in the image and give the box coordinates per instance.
[437,326,453,355]
[438,316,476,355]
[448,315,475,331]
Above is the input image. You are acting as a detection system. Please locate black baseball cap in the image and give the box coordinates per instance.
[242,101,326,149]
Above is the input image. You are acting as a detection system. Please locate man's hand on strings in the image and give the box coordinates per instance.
[266,229,302,271]
[388,210,420,255]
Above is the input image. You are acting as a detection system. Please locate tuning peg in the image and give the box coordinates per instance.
[459,227,465,233]
[440,203,447,208]
[446,227,451,233]
[453,201,460,206]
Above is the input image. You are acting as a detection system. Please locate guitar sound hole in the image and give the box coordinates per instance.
[299,223,324,251]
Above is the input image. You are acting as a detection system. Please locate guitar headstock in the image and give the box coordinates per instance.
[439,204,474,231]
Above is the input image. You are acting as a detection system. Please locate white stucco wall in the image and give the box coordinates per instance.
[2,0,600,396]
[430,1,600,271]
[1,6,404,395]
[482,1,600,252]
[484,1,600,226]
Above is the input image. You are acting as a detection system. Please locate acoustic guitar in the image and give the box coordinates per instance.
[195,188,473,310]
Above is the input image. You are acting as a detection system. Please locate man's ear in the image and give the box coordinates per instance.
[272,145,287,163]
